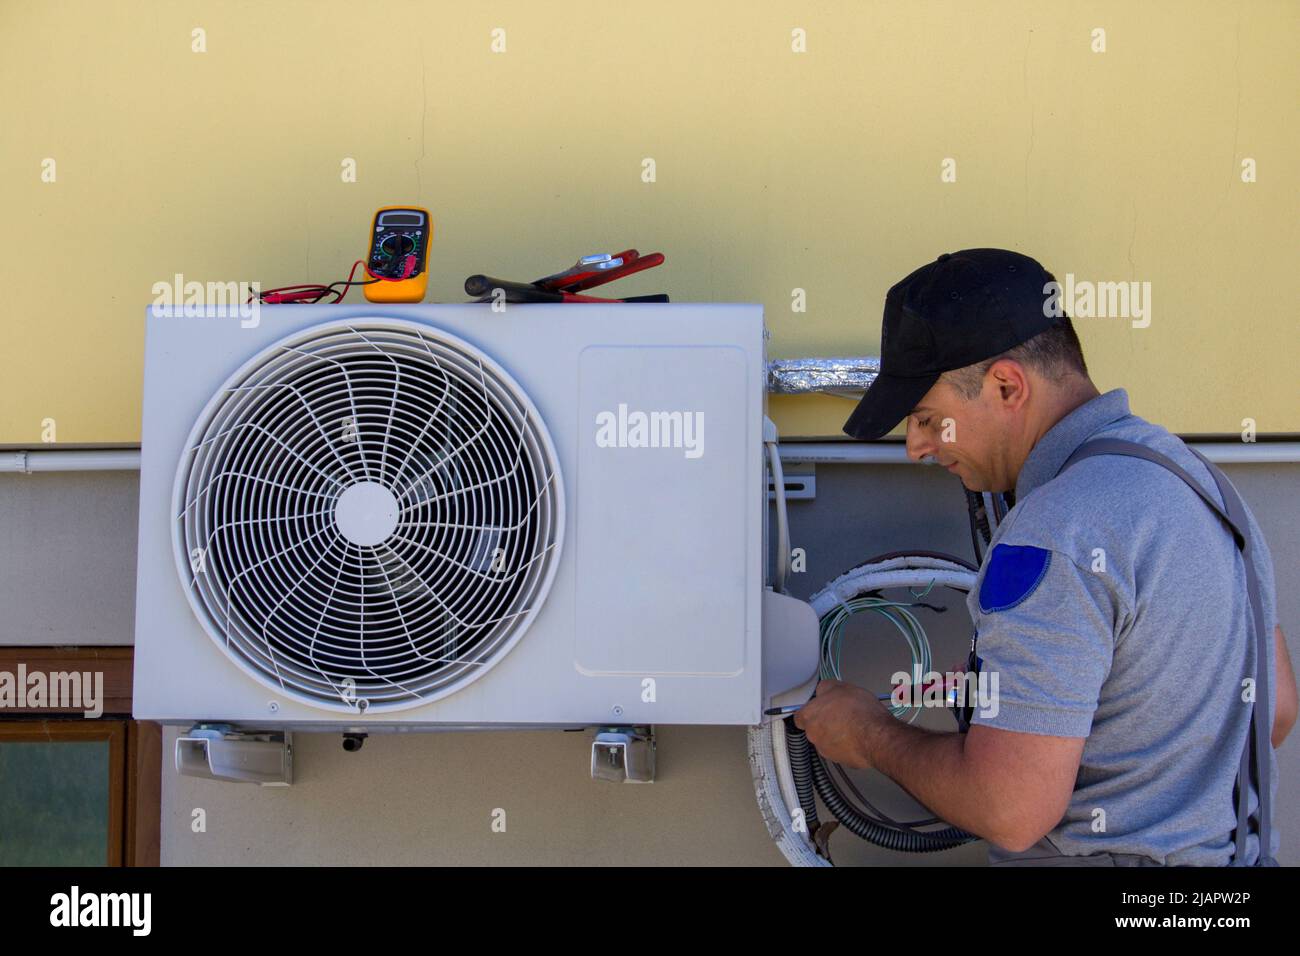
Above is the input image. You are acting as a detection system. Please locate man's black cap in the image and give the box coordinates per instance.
[843,248,1061,440]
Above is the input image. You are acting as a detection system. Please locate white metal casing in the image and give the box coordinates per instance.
[132,303,768,729]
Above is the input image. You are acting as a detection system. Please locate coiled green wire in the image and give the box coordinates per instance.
[818,581,936,724]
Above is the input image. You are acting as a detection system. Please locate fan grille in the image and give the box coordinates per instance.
[173,319,564,712]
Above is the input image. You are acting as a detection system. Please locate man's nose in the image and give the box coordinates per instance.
[905,419,932,462]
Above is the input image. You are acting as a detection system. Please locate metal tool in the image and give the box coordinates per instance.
[532,251,634,292]
[558,252,664,292]
[466,248,668,304]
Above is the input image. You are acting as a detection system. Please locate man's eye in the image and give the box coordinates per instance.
[915,417,931,428]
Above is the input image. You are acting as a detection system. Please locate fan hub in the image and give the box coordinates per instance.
[334,481,400,547]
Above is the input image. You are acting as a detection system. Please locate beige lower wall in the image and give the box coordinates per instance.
[162,725,791,866]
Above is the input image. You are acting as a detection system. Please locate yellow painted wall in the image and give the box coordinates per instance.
[2,0,1295,445]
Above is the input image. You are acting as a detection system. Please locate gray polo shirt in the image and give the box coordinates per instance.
[967,388,1280,865]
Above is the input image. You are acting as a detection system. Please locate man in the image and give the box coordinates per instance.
[795,248,1296,865]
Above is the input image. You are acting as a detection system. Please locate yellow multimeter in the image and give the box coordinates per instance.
[364,206,433,302]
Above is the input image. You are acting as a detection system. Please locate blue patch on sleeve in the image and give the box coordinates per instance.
[979,544,1052,613]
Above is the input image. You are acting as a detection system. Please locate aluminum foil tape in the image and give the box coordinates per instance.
[765,357,880,395]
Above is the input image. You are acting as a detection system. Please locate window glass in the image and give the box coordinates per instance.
[0,740,110,866]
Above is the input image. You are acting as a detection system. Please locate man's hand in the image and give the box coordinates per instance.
[792,677,1085,851]
[792,679,893,769]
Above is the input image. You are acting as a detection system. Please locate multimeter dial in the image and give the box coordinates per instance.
[378,233,417,258]
[371,231,423,277]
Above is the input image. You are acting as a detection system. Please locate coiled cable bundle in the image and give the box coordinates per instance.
[818,589,935,722]
[749,552,982,864]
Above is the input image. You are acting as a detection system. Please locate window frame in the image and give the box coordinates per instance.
[0,648,160,866]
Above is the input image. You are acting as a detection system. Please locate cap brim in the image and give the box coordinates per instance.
[842,372,939,440]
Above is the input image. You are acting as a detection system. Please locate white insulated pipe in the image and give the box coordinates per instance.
[0,442,1296,474]
[1,449,143,473]
[777,442,1300,466]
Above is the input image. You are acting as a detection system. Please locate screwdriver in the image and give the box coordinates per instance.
[763,679,949,716]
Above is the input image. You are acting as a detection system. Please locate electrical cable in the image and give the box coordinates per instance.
[767,440,791,593]
[817,591,933,723]
[251,259,378,305]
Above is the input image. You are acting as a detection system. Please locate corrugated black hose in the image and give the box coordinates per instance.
[784,717,976,853]
[783,716,821,833]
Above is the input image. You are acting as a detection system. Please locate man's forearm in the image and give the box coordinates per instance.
[867,718,1004,843]
[798,680,1079,850]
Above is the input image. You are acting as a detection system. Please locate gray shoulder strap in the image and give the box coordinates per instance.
[1058,437,1277,866]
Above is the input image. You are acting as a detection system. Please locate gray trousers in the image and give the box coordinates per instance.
[988,835,1166,867]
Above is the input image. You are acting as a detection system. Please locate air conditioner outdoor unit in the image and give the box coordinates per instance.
[132,303,818,732]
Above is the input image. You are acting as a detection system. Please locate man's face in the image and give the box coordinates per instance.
[904,374,1017,492]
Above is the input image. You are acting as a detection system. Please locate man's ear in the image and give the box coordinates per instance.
[986,358,1030,413]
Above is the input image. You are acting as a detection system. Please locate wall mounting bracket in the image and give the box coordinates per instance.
[175,724,293,786]
[591,726,655,783]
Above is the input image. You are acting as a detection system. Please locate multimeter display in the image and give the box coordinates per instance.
[370,210,428,278]
[365,206,432,302]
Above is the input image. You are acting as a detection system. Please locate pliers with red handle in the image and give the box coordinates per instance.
[533,250,665,293]
[466,249,667,303]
